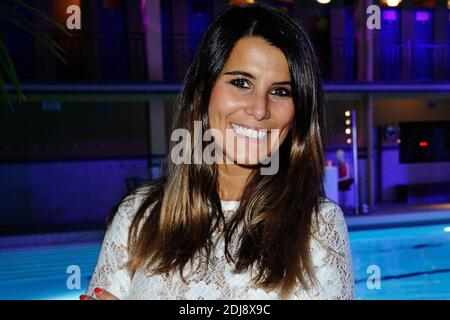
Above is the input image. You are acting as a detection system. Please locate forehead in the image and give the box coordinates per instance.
[222,36,290,78]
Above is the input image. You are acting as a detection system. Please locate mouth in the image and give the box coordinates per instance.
[230,122,270,141]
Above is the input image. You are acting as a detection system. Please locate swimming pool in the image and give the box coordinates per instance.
[350,223,450,300]
[1,223,449,300]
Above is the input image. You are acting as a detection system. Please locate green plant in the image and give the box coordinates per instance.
[0,0,69,107]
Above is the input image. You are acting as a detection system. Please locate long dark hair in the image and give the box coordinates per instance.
[108,2,327,299]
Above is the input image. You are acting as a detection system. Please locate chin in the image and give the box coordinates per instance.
[227,152,264,166]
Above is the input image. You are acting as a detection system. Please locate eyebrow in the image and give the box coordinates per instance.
[223,70,292,86]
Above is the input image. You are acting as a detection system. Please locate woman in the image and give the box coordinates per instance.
[82,3,354,300]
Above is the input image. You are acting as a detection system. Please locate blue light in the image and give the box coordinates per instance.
[416,11,430,22]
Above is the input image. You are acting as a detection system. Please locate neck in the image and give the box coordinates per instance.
[217,163,253,201]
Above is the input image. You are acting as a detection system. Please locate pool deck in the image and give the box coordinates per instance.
[0,230,104,250]
[346,202,450,231]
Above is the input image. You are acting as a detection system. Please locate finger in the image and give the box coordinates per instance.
[80,295,97,300]
[94,288,119,300]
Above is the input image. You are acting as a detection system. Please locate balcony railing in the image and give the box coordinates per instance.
[373,40,449,82]
[328,38,449,82]
[1,30,449,83]
[1,30,148,82]
[161,34,450,83]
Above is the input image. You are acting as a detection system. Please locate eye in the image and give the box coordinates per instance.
[271,87,292,97]
[229,78,250,89]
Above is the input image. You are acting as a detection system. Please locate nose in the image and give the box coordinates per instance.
[245,94,270,121]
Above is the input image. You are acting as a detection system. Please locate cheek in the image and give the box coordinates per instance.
[273,103,295,145]
[208,83,240,128]
[208,84,227,127]
[276,102,295,131]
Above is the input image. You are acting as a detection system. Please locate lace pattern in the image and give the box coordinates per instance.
[86,194,354,300]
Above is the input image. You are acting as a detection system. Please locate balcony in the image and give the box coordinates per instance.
[330,38,449,82]
[1,30,449,84]
[161,34,450,83]
[0,30,148,82]
[374,40,450,82]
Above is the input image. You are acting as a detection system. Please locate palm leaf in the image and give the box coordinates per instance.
[0,40,25,106]
[9,0,70,35]
[0,0,70,108]
[0,6,66,62]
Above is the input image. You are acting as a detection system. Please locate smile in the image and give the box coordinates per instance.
[230,123,269,140]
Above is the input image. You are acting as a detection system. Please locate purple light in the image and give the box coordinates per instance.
[383,10,397,21]
[141,0,149,29]
[415,11,430,22]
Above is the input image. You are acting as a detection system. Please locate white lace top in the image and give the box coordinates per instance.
[86,193,354,300]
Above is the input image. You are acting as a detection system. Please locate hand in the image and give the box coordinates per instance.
[79,287,120,300]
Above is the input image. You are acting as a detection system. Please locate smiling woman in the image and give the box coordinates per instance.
[84,2,354,300]
[209,36,294,171]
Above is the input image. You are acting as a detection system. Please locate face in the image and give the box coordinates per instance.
[208,36,295,166]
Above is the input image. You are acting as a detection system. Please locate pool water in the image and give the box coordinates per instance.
[350,223,450,300]
[1,223,449,300]
[0,243,100,300]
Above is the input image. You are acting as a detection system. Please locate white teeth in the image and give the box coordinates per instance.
[231,123,268,140]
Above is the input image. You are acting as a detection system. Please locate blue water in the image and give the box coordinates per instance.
[1,223,450,300]
[350,224,450,300]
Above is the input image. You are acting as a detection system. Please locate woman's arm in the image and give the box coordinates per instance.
[298,201,354,300]
[85,196,140,300]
